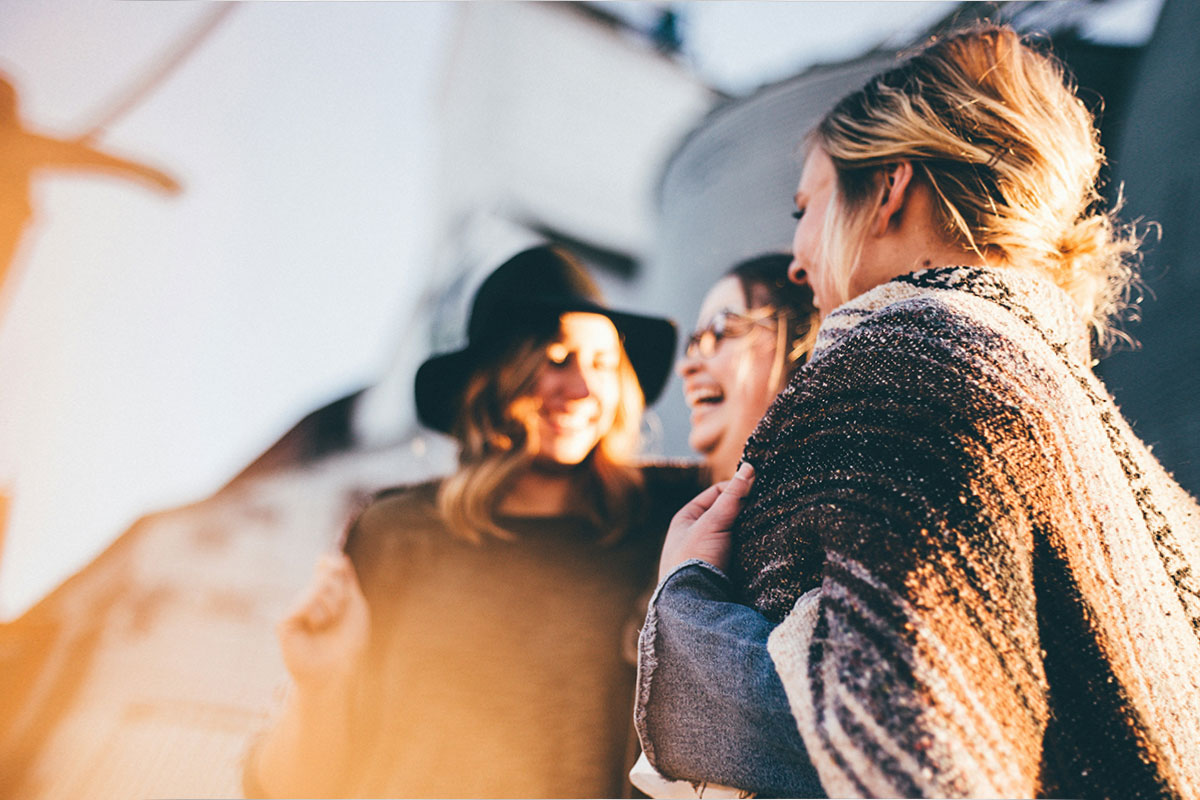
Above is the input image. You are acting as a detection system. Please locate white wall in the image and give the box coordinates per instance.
[0,1,455,619]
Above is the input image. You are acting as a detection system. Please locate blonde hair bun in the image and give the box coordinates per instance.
[814,24,1142,348]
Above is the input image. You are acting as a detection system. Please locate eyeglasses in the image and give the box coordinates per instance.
[683,307,779,359]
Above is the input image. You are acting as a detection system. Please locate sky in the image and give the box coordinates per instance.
[0,0,1161,620]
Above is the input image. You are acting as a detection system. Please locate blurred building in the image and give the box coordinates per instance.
[1092,0,1200,496]
[0,439,453,798]
[3,0,1197,797]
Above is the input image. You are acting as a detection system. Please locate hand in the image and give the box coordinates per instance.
[277,552,370,688]
[659,461,755,583]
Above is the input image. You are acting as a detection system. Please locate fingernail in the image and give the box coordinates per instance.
[736,462,755,479]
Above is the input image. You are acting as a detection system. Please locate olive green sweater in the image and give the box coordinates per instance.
[335,464,699,799]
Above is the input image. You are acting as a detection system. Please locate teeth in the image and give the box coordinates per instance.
[685,387,724,407]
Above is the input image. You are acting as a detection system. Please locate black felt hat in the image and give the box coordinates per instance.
[414,245,676,434]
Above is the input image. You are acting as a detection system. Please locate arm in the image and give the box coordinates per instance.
[739,313,1051,798]
[635,465,824,797]
[245,553,369,798]
[636,560,823,798]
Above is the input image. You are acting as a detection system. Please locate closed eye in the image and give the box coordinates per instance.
[792,208,805,220]
[546,343,571,366]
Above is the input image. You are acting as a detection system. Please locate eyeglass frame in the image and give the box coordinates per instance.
[683,306,782,360]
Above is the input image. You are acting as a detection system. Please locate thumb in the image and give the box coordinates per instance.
[725,461,755,499]
[702,462,755,529]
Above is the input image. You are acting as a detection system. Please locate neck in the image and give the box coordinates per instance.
[855,237,992,298]
[497,466,582,516]
[706,444,740,484]
[853,179,996,297]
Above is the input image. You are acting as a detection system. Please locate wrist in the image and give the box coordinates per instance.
[659,546,729,583]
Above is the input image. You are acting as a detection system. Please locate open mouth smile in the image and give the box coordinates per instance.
[685,385,725,408]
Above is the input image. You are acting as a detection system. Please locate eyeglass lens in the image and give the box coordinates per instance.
[684,308,779,359]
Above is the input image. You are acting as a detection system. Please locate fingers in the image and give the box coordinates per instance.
[672,481,726,526]
[726,461,755,498]
[672,462,757,529]
[283,553,356,633]
[307,576,341,630]
[658,462,757,581]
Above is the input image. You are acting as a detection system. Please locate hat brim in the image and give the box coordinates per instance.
[414,349,483,435]
[415,298,676,435]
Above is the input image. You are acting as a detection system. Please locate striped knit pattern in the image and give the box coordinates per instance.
[734,266,1200,799]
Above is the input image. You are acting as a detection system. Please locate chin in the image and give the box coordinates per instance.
[688,428,721,461]
[532,457,584,473]
[541,441,599,467]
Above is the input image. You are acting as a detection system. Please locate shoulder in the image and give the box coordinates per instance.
[811,267,1081,388]
[747,285,1047,470]
[827,292,997,360]
[343,479,443,557]
[358,479,440,526]
[797,289,1032,415]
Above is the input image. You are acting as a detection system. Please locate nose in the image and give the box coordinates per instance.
[676,348,702,378]
[560,360,592,401]
[787,255,808,286]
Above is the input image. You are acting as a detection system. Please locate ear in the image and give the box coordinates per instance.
[872,161,915,237]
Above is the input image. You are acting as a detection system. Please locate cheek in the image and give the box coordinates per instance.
[791,221,808,264]
[705,347,743,389]
[529,368,554,405]
[733,350,780,417]
[593,375,622,423]
[794,210,817,250]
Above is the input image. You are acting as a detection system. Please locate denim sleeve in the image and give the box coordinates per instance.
[634,560,824,799]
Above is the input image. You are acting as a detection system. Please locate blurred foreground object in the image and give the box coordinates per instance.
[0,433,456,798]
[0,5,710,797]
[0,73,181,310]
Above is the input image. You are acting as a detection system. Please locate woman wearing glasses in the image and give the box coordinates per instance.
[678,253,818,483]
[631,253,823,799]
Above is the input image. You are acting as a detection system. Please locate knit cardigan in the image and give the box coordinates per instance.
[732,266,1200,799]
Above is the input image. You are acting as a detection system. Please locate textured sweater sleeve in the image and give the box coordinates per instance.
[738,302,1052,798]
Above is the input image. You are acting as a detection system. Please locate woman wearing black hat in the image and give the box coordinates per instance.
[245,245,700,798]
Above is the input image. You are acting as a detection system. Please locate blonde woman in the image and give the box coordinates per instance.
[246,245,700,798]
[639,25,1200,799]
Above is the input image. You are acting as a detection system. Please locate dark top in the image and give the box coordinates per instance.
[334,463,701,798]
[727,266,1200,798]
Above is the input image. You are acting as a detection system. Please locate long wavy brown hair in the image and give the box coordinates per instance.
[436,317,646,544]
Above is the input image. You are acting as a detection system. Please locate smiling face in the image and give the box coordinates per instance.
[514,311,623,467]
[678,276,783,481]
[789,146,843,315]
